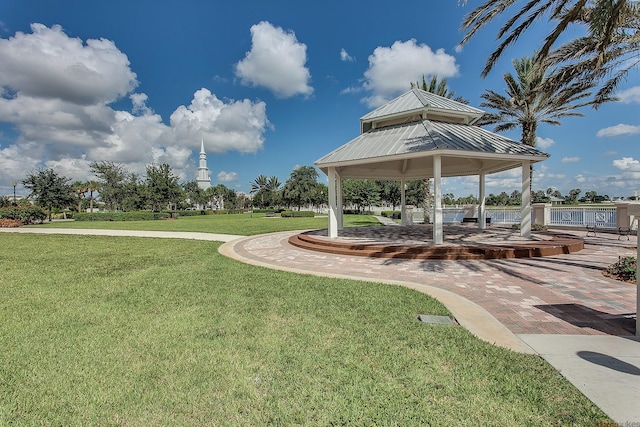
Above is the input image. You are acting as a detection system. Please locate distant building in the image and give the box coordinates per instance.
[196,139,211,190]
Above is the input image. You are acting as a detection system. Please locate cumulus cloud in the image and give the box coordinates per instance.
[0,24,137,105]
[612,157,640,171]
[596,123,640,137]
[616,86,640,104]
[357,39,459,107]
[340,48,354,62]
[0,24,272,191]
[170,88,270,154]
[561,157,580,163]
[535,136,555,150]
[235,21,312,98]
[217,171,239,183]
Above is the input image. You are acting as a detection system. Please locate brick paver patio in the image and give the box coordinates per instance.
[231,226,637,336]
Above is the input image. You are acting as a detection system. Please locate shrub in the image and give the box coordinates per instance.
[606,256,637,282]
[0,207,47,224]
[75,212,170,221]
[0,219,23,228]
[280,210,315,218]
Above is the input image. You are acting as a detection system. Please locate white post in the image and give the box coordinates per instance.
[400,177,407,225]
[627,203,640,336]
[479,172,486,230]
[520,161,531,238]
[336,172,343,231]
[328,167,338,238]
[433,155,443,244]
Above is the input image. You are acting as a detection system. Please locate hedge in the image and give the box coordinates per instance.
[75,212,170,221]
[280,210,315,218]
[0,207,47,225]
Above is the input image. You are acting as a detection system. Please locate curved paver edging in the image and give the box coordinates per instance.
[288,230,584,260]
[219,233,536,355]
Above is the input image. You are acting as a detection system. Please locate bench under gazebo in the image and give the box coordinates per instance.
[315,88,549,244]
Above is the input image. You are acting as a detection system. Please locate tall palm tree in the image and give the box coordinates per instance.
[459,0,639,104]
[479,53,595,147]
[250,174,269,208]
[479,52,596,192]
[411,75,469,104]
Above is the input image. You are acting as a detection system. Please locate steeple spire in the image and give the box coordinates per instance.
[196,139,211,190]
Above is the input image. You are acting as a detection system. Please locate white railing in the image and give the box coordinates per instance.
[549,206,617,228]
[486,207,521,224]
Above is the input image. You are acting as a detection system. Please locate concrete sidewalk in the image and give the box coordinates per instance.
[0,227,243,242]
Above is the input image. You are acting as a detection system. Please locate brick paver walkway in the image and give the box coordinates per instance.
[231,227,637,336]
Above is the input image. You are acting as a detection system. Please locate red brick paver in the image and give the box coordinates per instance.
[231,228,637,336]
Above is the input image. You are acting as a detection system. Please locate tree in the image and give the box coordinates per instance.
[342,180,381,212]
[377,180,402,209]
[281,166,320,210]
[121,173,147,212]
[460,0,639,105]
[479,53,595,196]
[250,174,269,208]
[90,161,128,211]
[479,53,594,148]
[86,180,99,213]
[22,168,74,221]
[411,74,469,104]
[182,180,208,209]
[145,163,182,211]
[71,180,88,213]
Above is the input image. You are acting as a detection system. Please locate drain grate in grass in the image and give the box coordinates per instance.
[417,314,456,325]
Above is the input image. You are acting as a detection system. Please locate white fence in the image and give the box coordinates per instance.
[412,205,632,229]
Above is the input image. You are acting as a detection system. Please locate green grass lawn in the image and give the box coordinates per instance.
[0,233,609,425]
[26,212,380,235]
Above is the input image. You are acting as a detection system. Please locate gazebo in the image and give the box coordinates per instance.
[315,89,550,244]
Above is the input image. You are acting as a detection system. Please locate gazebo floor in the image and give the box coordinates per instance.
[288,224,584,260]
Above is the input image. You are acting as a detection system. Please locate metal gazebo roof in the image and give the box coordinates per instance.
[316,89,548,178]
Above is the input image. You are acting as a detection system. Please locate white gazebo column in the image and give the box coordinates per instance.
[479,172,486,230]
[400,177,407,225]
[336,171,343,231]
[433,155,443,244]
[327,167,338,238]
[520,161,532,238]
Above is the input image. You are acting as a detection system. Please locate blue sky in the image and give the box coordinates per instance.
[1,0,639,200]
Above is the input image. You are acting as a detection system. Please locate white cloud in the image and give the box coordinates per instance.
[0,24,272,190]
[340,48,354,62]
[535,136,555,150]
[596,123,640,137]
[575,174,586,183]
[235,21,312,98]
[0,24,137,105]
[612,157,640,171]
[359,39,459,107]
[616,86,640,104]
[217,171,239,183]
[561,157,580,163]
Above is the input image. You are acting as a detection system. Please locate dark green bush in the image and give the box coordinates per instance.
[606,256,637,282]
[75,212,170,221]
[280,210,315,218]
[0,207,47,224]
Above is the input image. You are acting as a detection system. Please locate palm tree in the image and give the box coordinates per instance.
[250,174,269,208]
[266,176,281,207]
[479,53,595,147]
[86,180,99,213]
[479,52,596,193]
[411,75,469,104]
[71,181,88,213]
[459,0,639,105]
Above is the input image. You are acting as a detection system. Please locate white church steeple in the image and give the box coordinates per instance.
[196,139,211,190]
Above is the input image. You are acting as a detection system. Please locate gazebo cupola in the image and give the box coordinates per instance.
[360,89,485,133]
